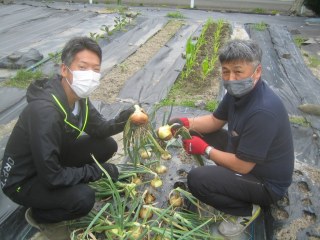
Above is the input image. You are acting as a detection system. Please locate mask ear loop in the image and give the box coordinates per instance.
[63,63,73,85]
[251,63,261,85]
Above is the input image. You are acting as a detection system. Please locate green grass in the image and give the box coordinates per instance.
[252,8,266,14]
[4,69,43,88]
[205,100,218,112]
[253,21,268,31]
[308,55,320,68]
[289,116,310,127]
[166,11,185,19]
[294,36,306,48]
[271,10,279,15]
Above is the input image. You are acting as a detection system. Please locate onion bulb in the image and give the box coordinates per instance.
[140,149,152,159]
[139,206,153,220]
[161,153,172,160]
[132,176,142,185]
[155,165,167,174]
[144,192,156,204]
[169,194,183,207]
[155,236,170,240]
[151,176,163,188]
[127,226,142,238]
[129,105,148,125]
[157,125,173,141]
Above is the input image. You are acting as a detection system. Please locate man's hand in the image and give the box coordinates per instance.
[168,118,190,128]
[101,162,119,182]
[183,136,209,155]
[168,117,190,136]
[116,106,135,124]
[113,106,135,132]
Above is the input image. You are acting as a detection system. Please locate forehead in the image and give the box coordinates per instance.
[72,49,100,65]
[221,60,253,70]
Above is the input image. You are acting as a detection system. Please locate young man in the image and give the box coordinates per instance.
[0,37,134,239]
[170,39,294,237]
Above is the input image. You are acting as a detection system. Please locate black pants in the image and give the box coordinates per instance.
[187,130,280,216]
[9,135,117,223]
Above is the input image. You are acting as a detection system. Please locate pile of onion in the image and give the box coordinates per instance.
[129,105,148,125]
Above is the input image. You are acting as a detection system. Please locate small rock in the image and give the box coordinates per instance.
[282,53,291,59]
[195,100,206,110]
[126,11,138,18]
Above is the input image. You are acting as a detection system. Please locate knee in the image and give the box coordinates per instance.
[187,168,204,195]
[107,137,118,154]
[72,185,95,216]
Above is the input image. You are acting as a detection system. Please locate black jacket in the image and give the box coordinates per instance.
[1,76,124,194]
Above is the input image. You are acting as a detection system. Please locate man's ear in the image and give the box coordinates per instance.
[255,64,262,79]
[60,63,68,78]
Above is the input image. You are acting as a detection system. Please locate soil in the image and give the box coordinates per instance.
[90,20,184,104]
[166,21,231,106]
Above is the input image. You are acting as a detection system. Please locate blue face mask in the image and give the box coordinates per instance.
[223,67,258,98]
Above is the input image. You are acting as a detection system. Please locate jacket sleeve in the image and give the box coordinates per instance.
[28,102,103,188]
[85,100,128,138]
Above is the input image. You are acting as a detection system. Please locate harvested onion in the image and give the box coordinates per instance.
[155,165,167,174]
[127,226,142,238]
[157,124,173,141]
[129,105,148,125]
[161,153,172,160]
[144,192,156,204]
[132,176,142,185]
[139,206,153,220]
[169,194,183,207]
[151,176,163,188]
[140,149,152,159]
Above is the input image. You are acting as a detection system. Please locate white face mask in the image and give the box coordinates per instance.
[66,67,101,98]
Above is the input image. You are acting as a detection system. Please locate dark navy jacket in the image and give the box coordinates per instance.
[214,79,294,196]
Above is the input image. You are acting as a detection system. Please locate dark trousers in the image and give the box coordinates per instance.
[187,130,279,217]
[9,135,117,223]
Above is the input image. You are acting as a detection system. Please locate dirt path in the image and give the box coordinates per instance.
[91,20,184,104]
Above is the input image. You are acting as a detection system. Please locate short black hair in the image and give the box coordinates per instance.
[61,36,102,66]
[219,39,262,66]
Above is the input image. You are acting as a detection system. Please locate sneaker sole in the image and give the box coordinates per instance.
[220,206,261,237]
[25,208,41,230]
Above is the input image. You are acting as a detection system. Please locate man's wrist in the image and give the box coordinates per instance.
[204,146,214,159]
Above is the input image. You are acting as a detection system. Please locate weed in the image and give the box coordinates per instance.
[271,10,279,15]
[289,116,310,127]
[294,36,306,48]
[114,16,128,31]
[308,55,320,68]
[252,8,266,14]
[205,100,219,112]
[253,21,268,31]
[4,69,43,88]
[166,11,185,19]
[48,51,62,65]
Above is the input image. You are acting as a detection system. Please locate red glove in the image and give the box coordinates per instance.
[168,118,190,136]
[183,136,209,155]
[168,118,190,128]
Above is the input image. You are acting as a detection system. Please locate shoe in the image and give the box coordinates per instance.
[218,204,261,237]
[25,208,70,240]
